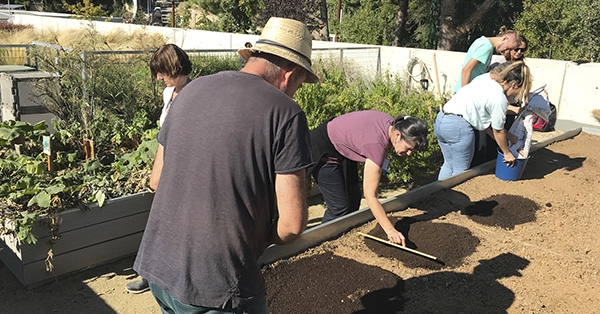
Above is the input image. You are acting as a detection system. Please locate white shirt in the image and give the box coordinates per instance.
[159,86,176,127]
[444,74,508,131]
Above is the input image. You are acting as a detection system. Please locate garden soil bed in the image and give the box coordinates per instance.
[1,132,599,313]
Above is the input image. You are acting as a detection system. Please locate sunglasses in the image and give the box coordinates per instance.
[513,47,527,53]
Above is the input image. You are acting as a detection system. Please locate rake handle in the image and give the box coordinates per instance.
[357,232,441,262]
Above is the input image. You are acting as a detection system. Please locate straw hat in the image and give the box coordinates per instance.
[238,17,318,83]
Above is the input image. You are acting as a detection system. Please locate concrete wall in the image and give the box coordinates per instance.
[8,10,600,127]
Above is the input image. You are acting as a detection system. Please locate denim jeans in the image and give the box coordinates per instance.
[148,281,268,314]
[313,159,362,223]
[434,111,475,180]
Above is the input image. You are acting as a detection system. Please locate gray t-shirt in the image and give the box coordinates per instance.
[134,71,312,309]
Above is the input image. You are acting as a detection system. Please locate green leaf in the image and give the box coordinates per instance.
[67,152,78,162]
[25,161,45,174]
[0,128,21,142]
[45,184,66,195]
[27,191,51,208]
[95,190,106,207]
[84,159,103,173]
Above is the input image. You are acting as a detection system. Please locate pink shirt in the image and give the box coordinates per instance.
[327,110,393,168]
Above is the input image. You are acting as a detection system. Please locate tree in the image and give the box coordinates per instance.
[255,0,329,40]
[514,0,600,62]
[334,0,398,45]
[392,0,408,46]
[186,0,263,33]
[436,0,498,50]
[62,0,107,19]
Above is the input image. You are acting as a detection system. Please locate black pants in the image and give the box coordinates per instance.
[312,157,361,223]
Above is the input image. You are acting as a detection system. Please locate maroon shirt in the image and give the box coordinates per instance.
[327,110,393,168]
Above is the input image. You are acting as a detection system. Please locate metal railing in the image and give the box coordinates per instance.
[0,44,35,67]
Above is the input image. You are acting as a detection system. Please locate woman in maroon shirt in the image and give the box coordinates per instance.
[309,110,428,245]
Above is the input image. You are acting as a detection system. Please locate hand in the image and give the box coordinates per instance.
[503,151,517,167]
[386,228,406,246]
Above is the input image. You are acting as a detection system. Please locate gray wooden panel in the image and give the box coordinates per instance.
[20,232,144,286]
[0,239,26,284]
[30,192,154,239]
[19,211,149,264]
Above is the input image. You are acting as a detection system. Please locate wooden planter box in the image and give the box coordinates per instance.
[0,192,154,287]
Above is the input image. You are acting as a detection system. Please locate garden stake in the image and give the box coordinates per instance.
[358,232,445,265]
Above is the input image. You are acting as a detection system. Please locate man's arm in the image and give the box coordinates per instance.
[461,58,481,88]
[270,169,308,245]
[149,144,164,191]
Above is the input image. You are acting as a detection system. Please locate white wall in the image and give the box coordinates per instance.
[9,10,600,127]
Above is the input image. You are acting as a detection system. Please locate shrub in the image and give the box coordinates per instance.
[0,22,33,33]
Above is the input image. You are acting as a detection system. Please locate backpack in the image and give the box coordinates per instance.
[532,102,557,132]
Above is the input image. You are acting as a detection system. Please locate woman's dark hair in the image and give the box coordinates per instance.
[391,115,428,151]
[149,44,192,79]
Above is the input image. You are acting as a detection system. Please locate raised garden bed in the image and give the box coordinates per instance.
[0,192,153,287]
[261,131,600,313]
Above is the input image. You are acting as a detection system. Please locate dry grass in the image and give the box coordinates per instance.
[592,109,600,122]
[1,26,166,51]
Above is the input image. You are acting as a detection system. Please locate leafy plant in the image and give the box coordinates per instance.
[62,0,107,20]
[1,36,242,254]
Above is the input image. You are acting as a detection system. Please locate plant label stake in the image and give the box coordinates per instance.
[43,135,53,171]
[358,232,445,265]
[83,139,95,160]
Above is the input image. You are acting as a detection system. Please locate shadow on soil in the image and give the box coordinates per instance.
[0,256,138,314]
[264,251,530,314]
[521,146,586,180]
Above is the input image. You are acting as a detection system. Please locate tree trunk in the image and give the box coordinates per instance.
[393,0,409,46]
[437,0,500,51]
[318,0,330,40]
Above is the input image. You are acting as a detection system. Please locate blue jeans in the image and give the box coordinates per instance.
[434,112,475,180]
[313,158,361,223]
[148,281,268,314]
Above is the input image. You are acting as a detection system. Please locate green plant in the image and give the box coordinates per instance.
[1,38,242,253]
[0,119,157,247]
[62,0,107,20]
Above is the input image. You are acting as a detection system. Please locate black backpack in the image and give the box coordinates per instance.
[531,103,557,132]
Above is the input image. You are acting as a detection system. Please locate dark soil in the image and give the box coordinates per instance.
[262,132,600,314]
[365,219,479,269]
[264,252,402,314]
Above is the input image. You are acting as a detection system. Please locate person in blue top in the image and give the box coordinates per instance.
[454,28,520,93]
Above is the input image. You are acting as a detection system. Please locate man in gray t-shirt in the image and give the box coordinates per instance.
[133,17,318,313]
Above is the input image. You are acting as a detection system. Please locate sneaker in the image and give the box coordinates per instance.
[125,278,150,294]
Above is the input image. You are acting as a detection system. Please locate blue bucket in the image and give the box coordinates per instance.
[495,150,530,181]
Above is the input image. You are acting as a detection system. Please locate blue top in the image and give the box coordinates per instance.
[454,36,494,93]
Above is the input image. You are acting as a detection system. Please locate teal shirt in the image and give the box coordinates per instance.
[454,36,494,93]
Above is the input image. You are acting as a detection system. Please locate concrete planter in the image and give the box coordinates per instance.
[0,192,154,287]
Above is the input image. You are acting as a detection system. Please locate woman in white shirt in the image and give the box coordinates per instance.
[434,61,532,180]
[126,44,192,294]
